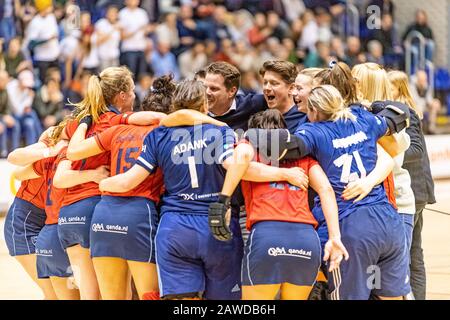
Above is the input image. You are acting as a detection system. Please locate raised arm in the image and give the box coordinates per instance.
[309,164,349,272]
[160,109,227,128]
[8,140,67,167]
[13,164,41,181]
[126,111,167,126]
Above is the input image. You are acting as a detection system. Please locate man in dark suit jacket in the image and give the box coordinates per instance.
[402,108,436,300]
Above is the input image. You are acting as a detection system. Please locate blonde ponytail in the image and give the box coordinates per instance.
[307,85,356,122]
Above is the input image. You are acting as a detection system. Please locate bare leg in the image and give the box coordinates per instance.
[50,277,80,300]
[66,245,100,300]
[15,254,57,300]
[127,261,159,300]
[92,257,129,300]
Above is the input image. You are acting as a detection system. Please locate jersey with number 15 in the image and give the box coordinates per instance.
[94,125,163,202]
[136,124,236,215]
[294,106,392,225]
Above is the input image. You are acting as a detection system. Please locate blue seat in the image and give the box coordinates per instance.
[435,68,450,91]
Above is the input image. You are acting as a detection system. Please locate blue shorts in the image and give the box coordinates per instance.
[328,204,411,300]
[58,196,101,249]
[36,224,73,279]
[90,196,158,263]
[155,212,244,300]
[242,221,321,287]
[4,197,46,256]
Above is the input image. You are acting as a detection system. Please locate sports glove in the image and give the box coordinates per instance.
[208,194,232,241]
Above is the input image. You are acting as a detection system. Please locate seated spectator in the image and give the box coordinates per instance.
[75,29,100,76]
[248,13,273,47]
[0,69,19,157]
[32,77,64,129]
[0,0,17,46]
[25,1,60,84]
[366,40,385,65]
[368,0,395,17]
[176,4,198,54]
[212,38,235,64]
[410,70,442,134]
[316,8,332,44]
[3,37,31,78]
[281,0,306,23]
[228,9,253,43]
[282,38,299,64]
[330,36,348,62]
[240,70,262,95]
[135,73,153,103]
[267,11,290,41]
[372,13,403,68]
[345,36,366,67]
[178,42,208,79]
[402,9,435,62]
[95,5,121,72]
[151,40,180,80]
[6,69,42,146]
[65,69,92,107]
[155,12,180,53]
[298,10,318,54]
[304,41,332,68]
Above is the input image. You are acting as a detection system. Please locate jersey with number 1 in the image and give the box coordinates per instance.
[94,124,163,202]
[294,106,391,225]
[136,124,236,215]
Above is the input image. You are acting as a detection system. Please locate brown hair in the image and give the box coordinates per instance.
[172,80,206,112]
[248,109,288,129]
[141,75,176,113]
[259,60,297,84]
[68,66,134,123]
[206,62,241,91]
[314,62,359,104]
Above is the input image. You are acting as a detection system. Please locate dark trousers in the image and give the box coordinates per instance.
[119,51,147,81]
[35,60,59,85]
[410,203,427,300]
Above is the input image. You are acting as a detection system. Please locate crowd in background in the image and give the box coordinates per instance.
[0,0,445,157]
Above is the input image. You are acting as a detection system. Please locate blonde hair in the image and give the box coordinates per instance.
[68,66,134,123]
[299,67,323,79]
[307,85,356,122]
[172,80,206,112]
[352,63,393,102]
[388,70,423,119]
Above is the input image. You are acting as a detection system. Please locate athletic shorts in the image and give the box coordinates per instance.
[327,204,411,300]
[36,224,73,279]
[58,196,101,249]
[155,212,244,300]
[90,196,158,263]
[242,221,321,287]
[4,197,46,256]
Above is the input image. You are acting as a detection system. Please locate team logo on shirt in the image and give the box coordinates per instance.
[267,247,312,259]
[91,223,129,235]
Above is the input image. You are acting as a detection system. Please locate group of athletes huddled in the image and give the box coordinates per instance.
[3,58,429,300]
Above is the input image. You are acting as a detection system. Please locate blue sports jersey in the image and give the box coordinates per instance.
[294,106,390,225]
[137,124,236,215]
[283,105,308,134]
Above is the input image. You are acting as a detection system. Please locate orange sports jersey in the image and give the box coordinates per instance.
[15,177,46,210]
[62,111,131,206]
[33,147,68,225]
[383,172,398,210]
[15,138,51,209]
[241,154,319,231]
[94,125,164,202]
